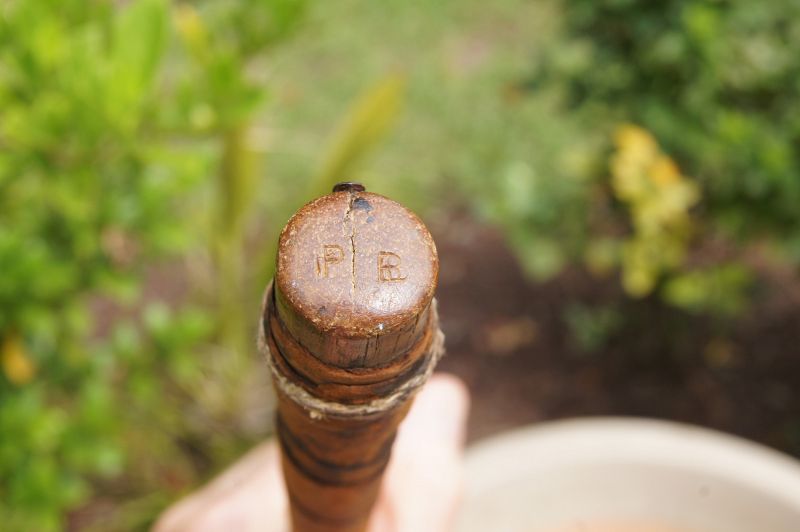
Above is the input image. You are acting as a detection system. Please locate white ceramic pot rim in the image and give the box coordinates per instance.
[460,417,800,531]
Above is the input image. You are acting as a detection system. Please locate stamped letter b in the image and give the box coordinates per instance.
[378,251,407,282]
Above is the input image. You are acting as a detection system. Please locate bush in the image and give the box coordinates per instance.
[0,0,305,528]
[535,0,800,247]
[476,0,799,309]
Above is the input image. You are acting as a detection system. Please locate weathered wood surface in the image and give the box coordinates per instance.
[261,185,441,532]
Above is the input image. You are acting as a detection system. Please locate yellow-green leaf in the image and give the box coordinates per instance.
[309,73,407,198]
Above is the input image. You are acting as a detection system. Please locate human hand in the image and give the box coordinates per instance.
[154,373,469,532]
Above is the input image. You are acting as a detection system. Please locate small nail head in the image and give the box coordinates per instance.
[332,182,366,193]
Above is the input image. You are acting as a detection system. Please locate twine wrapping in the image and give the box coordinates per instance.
[259,284,445,420]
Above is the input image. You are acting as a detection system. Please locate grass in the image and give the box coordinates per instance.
[261,0,560,216]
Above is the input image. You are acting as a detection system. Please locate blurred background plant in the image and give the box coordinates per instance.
[0,0,309,528]
[2,0,799,529]
[499,0,800,311]
[0,1,201,528]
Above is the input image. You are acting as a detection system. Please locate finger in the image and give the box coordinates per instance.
[369,373,470,532]
[153,441,289,532]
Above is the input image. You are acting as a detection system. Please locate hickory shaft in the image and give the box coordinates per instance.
[261,185,441,532]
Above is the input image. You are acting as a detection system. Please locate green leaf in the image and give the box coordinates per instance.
[663,264,753,316]
[109,0,168,124]
[309,73,407,198]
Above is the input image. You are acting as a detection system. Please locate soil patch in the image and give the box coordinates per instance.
[432,215,800,457]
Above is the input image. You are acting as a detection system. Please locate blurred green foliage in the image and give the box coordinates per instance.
[491,0,800,307]
[0,0,306,529]
[533,0,800,246]
[0,1,191,528]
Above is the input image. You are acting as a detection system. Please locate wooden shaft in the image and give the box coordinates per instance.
[261,184,441,532]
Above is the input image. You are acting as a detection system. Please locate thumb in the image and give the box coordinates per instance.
[369,373,470,532]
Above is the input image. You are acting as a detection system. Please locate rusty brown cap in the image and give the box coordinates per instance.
[274,187,438,369]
